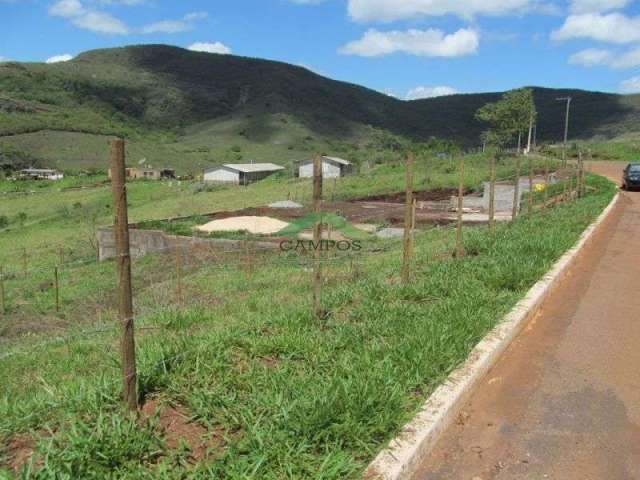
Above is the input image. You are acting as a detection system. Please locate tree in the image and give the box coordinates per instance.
[476,88,537,222]
[475,88,537,152]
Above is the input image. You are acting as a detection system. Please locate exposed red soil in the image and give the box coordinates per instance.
[2,433,36,473]
[141,399,233,464]
[350,188,463,203]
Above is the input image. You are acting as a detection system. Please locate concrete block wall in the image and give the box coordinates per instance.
[97,228,279,261]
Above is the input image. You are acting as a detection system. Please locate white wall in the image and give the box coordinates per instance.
[299,161,341,179]
[204,169,240,183]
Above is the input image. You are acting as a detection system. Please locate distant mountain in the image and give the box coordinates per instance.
[1,44,639,170]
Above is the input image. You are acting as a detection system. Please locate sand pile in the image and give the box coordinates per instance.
[196,216,289,235]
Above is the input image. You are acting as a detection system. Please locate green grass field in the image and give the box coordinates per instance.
[0,173,615,478]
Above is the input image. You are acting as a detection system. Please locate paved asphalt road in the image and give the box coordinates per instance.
[411,162,640,480]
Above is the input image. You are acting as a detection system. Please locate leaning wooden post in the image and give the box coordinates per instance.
[401,152,415,283]
[456,156,465,258]
[512,155,521,221]
[527,155,534,215]
[110,137,138,411]
[54,267,60,313]
[0,266,5,316]
[312,154,324,319]
[488,154,496,234]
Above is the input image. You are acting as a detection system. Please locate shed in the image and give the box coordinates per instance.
[298,156,353,179]
[19,168,64,181]
[203,163,285,185]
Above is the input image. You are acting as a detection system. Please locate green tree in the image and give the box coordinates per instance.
[475,88,537,152]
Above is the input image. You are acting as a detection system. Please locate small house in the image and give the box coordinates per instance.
[108,167,175,180]
[203,163,285,185]
[19,168,64,181]
[298,156,353,179]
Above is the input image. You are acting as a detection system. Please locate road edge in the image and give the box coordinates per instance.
[364,192,621,480]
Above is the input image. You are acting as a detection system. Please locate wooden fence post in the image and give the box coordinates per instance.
[543,156,550,209]
[528,156,534,215]
[110,137,138,411]
[512,155,522,221]
[175,243,182,304]
[54,267,60,313]
[401,152,415,283]
[456,156,465,258]
[578,151,585,198]
[489,154,496,234]
[0,266,5,316]
[312,154,324,319]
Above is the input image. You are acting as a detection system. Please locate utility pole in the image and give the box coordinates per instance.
[557,96,572,167]
[110,137,138,412]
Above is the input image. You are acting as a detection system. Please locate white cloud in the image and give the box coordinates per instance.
[347,0,537,22]
[405,85,459,99]
[141,20,191,34]
[568,46,640,68]
[612,47,640,68]
[49,0,206,36]
[140,11,208,34]
[620,76,640,93]
[569,0,630,14]
[340,28,479,58]
[552,13,640,44]
[49,0,129,34]
[568,48,613,66]
[183,11,208,22]
[49,0,85,18]
[72,10,129,34]
[46,53,74,63]
[188,42,232,55]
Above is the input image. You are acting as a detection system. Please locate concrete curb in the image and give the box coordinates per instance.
[364,193,621,480]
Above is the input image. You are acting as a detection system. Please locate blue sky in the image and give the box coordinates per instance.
[2,0,640,99]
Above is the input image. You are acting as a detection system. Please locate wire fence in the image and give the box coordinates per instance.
[0,151,588,453]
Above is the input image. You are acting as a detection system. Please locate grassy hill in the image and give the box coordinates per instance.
[2,44,640,172]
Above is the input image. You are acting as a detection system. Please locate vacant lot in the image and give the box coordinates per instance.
[0,155,615,477]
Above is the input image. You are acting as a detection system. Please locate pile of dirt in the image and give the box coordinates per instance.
[195,216,290,235]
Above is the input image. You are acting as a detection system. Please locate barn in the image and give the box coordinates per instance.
[203,163,285,185]
[298,156,353,179]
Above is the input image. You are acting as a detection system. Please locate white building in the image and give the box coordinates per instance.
[298,156,353,179]
[203,163,285,185]
[19,168,64,181]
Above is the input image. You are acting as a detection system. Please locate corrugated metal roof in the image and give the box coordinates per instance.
[322,156,351,166]
[222,163,285,173]
[299,156,352,167]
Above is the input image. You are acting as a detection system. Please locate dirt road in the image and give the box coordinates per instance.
[411,162,640,480]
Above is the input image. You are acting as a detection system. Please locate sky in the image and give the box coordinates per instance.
[2,0,640,99]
